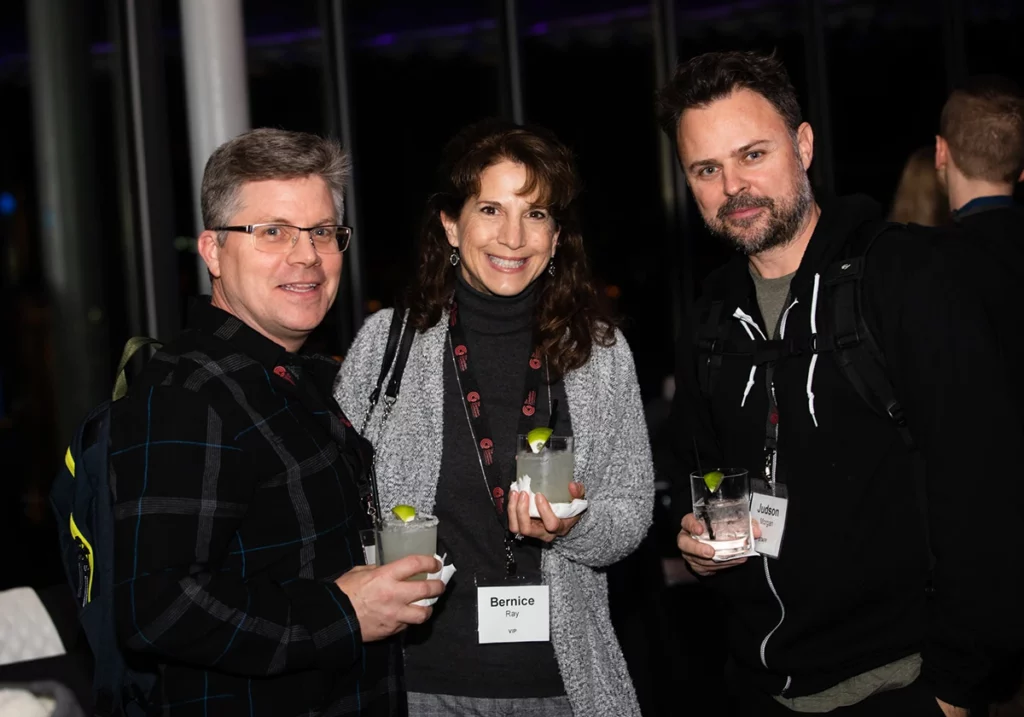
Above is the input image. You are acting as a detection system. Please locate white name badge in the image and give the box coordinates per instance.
[477,585,550,644]
[751,479,789,559]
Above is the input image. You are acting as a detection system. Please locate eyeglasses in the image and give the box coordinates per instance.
[214,223,353,254]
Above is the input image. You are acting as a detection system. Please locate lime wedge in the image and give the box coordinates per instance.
[391,504,417,522]
[703,471,725,493]
[526,427,554,453]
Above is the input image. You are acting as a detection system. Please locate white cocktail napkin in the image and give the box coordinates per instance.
[413,553,456,607]
[509,475,589,519]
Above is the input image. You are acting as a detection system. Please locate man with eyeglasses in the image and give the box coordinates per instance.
[109,128,444,715]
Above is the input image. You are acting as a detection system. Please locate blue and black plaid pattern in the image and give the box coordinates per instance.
[110,299,403,716]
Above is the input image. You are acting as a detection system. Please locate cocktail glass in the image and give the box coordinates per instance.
[689,468,753,560]
[516,435,575,504]
[377,513,439,580]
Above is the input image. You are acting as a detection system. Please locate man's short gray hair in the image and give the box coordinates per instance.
[201,128,350,243]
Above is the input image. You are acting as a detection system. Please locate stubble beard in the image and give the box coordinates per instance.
[704,170,814,257]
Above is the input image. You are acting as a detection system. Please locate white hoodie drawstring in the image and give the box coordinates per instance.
[807,273,821,427]
[732,308,766,407]
[778,299,799,341]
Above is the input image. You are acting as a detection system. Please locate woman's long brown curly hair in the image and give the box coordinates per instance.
[403,119,616,380]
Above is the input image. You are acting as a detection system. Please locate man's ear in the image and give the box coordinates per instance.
[796,122,815,171]
[935,135,948,171]
[197,230,223,279]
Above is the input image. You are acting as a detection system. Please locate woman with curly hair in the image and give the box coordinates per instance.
[335,119,652,717]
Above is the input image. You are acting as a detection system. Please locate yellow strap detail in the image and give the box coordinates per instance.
[65,447,76,478]
[69,514,95,604]
[112,337,162,401]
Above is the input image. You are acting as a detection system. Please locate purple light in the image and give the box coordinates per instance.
[367,33,396,47]
[0,1,835,69]
[247,27,322,48]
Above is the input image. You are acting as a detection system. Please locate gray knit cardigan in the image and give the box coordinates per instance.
[334,308,653,717]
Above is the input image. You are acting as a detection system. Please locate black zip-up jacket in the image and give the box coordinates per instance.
[670,195,1024,706]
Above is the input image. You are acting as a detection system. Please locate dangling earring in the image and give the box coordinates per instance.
[450,248,460,267]
[547,258,556,277]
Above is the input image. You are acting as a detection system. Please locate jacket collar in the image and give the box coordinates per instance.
[953,195,1016,220]
[186,296,339,394]
[787,194,883,298]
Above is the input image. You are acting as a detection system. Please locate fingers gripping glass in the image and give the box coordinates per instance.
[214,223,352,254]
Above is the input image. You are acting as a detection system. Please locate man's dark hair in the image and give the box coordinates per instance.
[655,50,803,138]
[939,75,1024,183]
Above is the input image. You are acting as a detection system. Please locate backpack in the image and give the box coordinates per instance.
[694,221,914,447]
[50,337,162,716]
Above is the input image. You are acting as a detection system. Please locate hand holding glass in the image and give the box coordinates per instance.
[689,468,753,560]
[377,513,439,581]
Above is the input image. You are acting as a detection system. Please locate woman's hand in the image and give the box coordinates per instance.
[507,482,586,543]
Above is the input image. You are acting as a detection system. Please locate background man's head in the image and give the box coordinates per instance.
[936,76,1024,200]
[656,50,815,257]
[197,128,350,352]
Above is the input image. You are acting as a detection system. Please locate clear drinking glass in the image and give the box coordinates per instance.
[689,468,753,560]
[516,435,575,504]
[377,513,439,581]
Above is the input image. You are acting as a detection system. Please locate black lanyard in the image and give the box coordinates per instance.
[447,300,548,575]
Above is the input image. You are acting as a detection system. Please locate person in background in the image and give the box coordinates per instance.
[936,75,1024,715]
[335,119,653,717]
[936,75,1024,254]
[889,146,948,226]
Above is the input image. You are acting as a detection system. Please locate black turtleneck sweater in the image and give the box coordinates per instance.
[403,276,571,698]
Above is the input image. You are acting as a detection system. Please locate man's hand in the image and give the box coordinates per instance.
[935,698,969,717]
[677,513,761,576]
[507,482,585,543]
[334,555,444,642]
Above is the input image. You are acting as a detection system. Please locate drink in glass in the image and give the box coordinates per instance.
[516,435,575,504]
[689,468,753,560]
[378,513,439,580]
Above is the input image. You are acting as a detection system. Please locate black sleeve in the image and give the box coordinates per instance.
[869,234,1024,707]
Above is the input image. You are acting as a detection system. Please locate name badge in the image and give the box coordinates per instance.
[477,585,550,644]
[751,479,789,559]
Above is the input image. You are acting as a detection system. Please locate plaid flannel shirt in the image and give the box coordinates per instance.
[110,299,403,716]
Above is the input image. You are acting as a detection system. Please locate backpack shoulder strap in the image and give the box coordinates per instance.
[112,337,162,401]
[361,309,414,432]
[695,298,732,399]
[367,309,405,408]
[821,222,914,447]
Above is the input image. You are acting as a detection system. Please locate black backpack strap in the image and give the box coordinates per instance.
[361,309,415,433]
[821,222,914,448]
[695,300,731,398]
[384,318,415,404]
[358,308,415,528]
[367,309,405,409]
